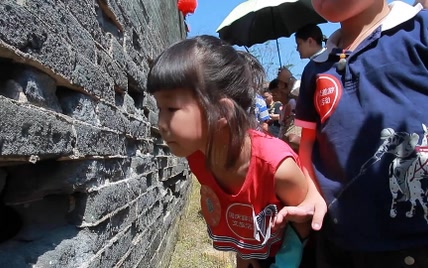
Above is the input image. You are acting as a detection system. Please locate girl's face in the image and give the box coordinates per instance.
[311,0,376,22]
[154,88,207,157]
[295,37,312,59]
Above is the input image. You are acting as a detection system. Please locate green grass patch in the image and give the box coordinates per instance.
[169,176,235,268]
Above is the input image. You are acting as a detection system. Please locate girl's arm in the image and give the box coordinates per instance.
[273,128,327,231]
[273,156,310,238]
[270,153,311,268]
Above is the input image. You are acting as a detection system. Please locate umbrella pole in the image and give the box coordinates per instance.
[275,39,282,67]
[244,46,250,53]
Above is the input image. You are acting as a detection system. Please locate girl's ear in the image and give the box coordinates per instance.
[217,117,228,128]
[217,98,235,128]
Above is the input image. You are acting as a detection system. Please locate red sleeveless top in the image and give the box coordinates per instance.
[187,129,300,259]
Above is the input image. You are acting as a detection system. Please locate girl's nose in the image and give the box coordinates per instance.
[157,113,168,134]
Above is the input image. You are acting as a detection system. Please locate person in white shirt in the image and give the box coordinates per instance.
[294,24,327,60]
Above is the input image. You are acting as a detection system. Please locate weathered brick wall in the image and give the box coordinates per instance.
[0,0,191,267]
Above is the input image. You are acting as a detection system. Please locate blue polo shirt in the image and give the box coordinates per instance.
[255,93,270,123]
[295,2,428,251]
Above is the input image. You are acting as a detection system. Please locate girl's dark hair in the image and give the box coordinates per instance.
[147,35,264,169]
[295,24,327,46]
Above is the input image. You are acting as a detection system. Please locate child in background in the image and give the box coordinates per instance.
[254,92,270,133]
[262,88,282,138]
[147,35,324,268]
[295,0,428,267]
[294,24,327,60]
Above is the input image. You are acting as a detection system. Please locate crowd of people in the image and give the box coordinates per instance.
[147,0,428,267]
[255,23,329,152]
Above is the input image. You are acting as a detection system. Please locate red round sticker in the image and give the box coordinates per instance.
[314,74,343,123]
[200,185,221,227]
[226,203,255,240]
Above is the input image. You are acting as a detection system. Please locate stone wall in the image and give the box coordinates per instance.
[0,0,191,267]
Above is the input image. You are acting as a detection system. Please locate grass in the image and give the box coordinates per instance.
[168,176,236,268]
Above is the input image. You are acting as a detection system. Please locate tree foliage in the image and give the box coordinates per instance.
[248,41,295,81]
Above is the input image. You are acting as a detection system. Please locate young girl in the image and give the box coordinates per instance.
[295,24,327,60]
[147,35,321,268]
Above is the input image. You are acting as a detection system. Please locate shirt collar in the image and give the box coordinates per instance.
[312,1,423,63]
[309,47,327,60]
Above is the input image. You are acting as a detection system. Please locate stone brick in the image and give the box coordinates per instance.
[72,53,115,102]
[57,87,100,126]
[96,49,128,93]
[73,123,126,156]
[0,96,74,159]
[4,159,131,204]
[72,178,148,226]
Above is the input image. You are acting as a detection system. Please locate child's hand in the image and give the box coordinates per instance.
[273,183,327,232]
[272,206,313,231]
[293,187,327,231]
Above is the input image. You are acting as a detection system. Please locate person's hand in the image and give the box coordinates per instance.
[272,206,312,232]
[273,186,327,231]
[294,188,327,231]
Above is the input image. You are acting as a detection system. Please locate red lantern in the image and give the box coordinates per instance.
[177,0,197,16]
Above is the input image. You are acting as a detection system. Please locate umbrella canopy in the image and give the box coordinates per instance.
[216,0,326,47]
